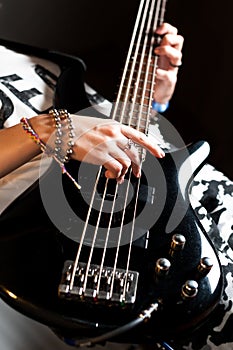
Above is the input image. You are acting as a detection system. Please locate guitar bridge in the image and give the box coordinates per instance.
[58,260,139,304]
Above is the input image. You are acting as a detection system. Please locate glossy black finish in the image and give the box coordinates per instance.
[0,140,223,344]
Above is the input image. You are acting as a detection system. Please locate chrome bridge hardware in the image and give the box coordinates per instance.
[58,260,139,304]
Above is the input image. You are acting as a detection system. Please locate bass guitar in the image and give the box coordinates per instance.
[0,0,223,346]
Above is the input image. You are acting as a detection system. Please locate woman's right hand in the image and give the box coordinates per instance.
[26,113,165,184]
[69,115,165,183]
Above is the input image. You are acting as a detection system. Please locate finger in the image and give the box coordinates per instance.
[106,161,141,183]
[113,163,141,182]
[115,140,142,178]
[105,169,125,184]
[155,68,177,87]
[154,34,183,56]
[117,138,142,165]
[87,147,125,178]
[104,149,132,179]
[155,22,178,36]
[161,33,184,51]
[120,126,165,158]
[104,158,124,178]
[116,175,125,185]
[155,45,183,68]
[131,162,141,178]
[123,145,142,178]
[106,139,143,179]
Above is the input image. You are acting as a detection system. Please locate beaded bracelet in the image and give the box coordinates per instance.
[49,109,75,163]
[59,109,75,162]
[20,116,81,190]
[152,100,169,113]
[20,117,46,152]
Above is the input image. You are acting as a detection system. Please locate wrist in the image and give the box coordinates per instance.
[30,114,55,144]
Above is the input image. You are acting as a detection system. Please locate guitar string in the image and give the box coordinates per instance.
[106,0,164,302]
[69,0,151,296]
[107,0,153,301]
[81,177,110,295]
[95,183,119,297]
[108,0,165,299]
[70,0,160,295]
[119,0,168,301]
[119,0,158,301]
[69,167,103,290]
[123,0,160,296]
[90,0,150,295]
[112,0,166,301]
[69,0,166,299]
[94,0,152,300]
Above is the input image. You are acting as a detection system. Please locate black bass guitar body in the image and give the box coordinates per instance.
[0,136,223,345]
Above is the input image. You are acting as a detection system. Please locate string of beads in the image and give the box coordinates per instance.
[20,109,81,189]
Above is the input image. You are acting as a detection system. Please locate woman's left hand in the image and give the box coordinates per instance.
[153,22,184,104]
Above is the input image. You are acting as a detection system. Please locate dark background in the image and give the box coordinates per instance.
[0,0,232,179]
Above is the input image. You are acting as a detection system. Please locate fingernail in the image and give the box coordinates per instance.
[117,177,124,184]
[159,150,165,158]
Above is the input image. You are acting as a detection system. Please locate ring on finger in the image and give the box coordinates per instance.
[123,138,134,151]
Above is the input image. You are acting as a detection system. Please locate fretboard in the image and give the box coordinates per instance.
[111,0,167,134]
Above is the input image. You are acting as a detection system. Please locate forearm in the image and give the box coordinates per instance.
[0,114,54,178]
[0,124,41,178]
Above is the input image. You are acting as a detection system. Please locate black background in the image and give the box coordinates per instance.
[0,0,232,178]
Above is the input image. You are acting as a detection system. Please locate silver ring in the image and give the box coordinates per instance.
[123,138,134,151]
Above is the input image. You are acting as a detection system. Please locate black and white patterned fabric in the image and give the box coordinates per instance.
[0,42,233,350]
[173,165,233,350]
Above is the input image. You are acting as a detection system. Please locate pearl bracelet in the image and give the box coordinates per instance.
[49,109,75,163]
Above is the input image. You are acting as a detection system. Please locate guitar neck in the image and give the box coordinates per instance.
[111,0,168,134]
